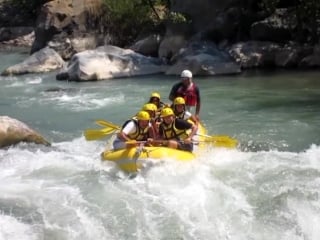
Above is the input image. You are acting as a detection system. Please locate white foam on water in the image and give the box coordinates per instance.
[25,76,42,85]
[0,138,116,240]
[40,92,125,112]
[0,215,38,240]
[1,141,320,240]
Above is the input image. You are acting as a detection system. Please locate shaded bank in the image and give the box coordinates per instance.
[0,0,319,80]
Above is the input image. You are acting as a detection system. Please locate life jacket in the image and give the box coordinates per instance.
[173,103,186,120]
[174,110,185,120]
[121,119,149,141]
[174,107,195,125]
[160,120,189,140]
[176,83,197,106]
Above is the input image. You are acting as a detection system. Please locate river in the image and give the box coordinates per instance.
[0,48,320,240]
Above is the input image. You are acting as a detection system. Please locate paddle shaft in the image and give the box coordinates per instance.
[196,133,238,148]
[126,139,199,145]
[96,120,236,142]
[95,120,121,130]
[196,133,226,139]
[196,133,237,141]
[90,119,238,147]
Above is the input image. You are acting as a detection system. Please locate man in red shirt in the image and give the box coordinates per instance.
[168,70,201,119]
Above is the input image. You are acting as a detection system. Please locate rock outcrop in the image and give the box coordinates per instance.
[166,41,241,75]
[31,0,105,55]
[56,45,166,81]
[1,0,320,77]
[228,41,316,69]
[0,116,51,148]
[1,47,65,76]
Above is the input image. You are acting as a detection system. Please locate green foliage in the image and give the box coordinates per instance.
[259,0,320,43]
[294,0,320,43]
[168,11,190,24]
[102,0,191,45]
[102,0,168,46]
[105,0,149,21]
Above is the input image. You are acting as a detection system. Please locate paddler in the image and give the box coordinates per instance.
[112,111,156,150]
[154,107,198,152]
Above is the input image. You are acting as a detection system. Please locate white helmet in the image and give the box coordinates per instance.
[181,69,192,78]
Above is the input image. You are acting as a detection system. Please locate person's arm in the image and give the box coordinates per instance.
[157,124,165,140]
[195,86,201,116]
[150,124,168,146]
[168,83,180,101]
[150,118,159,138]
[146,123,157,146]
[188,115,199,125]
[148,123,156,139]
[188,123,198,140]
[175,119,198,143]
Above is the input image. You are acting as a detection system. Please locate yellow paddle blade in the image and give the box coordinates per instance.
[209,135,238,148]
[95,120,121,130]
[197,133,238,148]
[84,127,117,141]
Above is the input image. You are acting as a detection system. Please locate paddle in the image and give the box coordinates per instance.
[125,139,166,145]
[196,133,238,148]
[95,120,121,130]
[91,120,238,148]
[84,127,117,141]
[125,139,203,147]
[126,140,147,145]
[83,120,121,141]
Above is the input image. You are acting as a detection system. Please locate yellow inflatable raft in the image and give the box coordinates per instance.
[101,146,195,173]
[101,122,208,173]
[86,119,237,173]
[100,122,238,173]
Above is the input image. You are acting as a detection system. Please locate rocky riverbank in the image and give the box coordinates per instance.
[1,0,319,81]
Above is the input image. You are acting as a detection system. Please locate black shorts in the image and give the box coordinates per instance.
[177,142,193,152]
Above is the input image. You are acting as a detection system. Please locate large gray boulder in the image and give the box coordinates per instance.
[0,116,50,148]
[166,41,241,75]
[229,41,282,68]
[130,34,162,57]
[31,0,105,55]
[56,45,166,81]
[299,44,320,67]
[1,47,65,76]
[229,41,316,68]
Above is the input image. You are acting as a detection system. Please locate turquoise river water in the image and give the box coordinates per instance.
[0,48,320,240]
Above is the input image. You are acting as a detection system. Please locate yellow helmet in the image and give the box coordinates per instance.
[136,111,150,121]
[142,103,157,112]
[160,108,174,118]
[150,92,160,99]
[174,97,185,105]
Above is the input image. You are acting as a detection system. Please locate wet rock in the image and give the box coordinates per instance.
[166,41,241,75]
[130,34,162,57]
[0,116,51,148]
[58,45,166,81]
[31,0,105,54]
[1,47,65,76]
